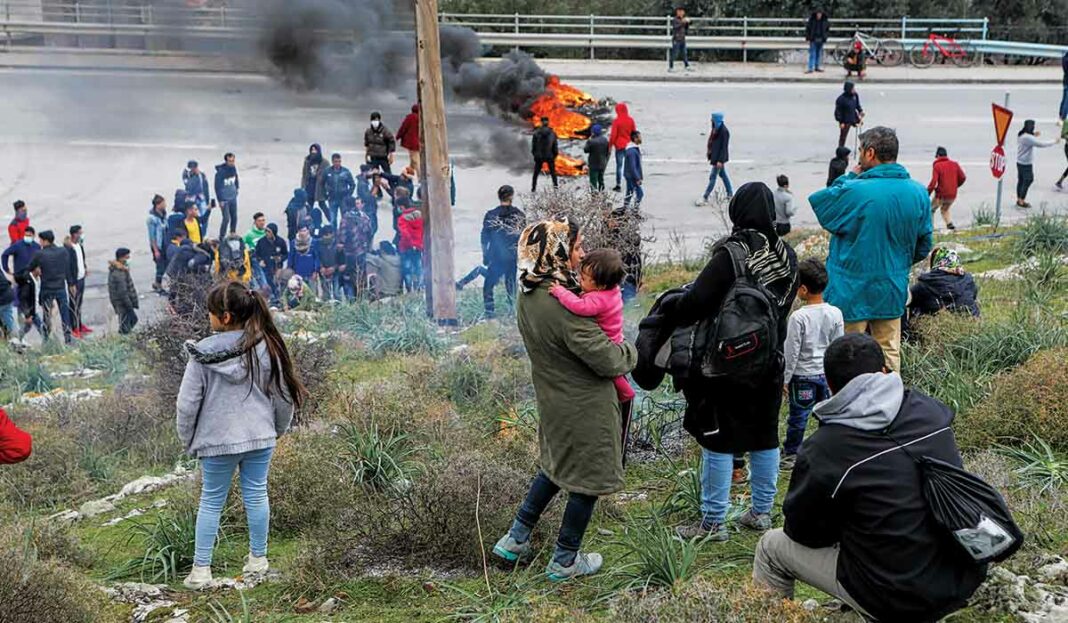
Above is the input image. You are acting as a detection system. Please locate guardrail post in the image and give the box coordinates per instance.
[743,16,748,63]
[900,16,907,40]
[980,16,989,65]
[589,14,594,60]
[665,15,671,64]
[221,6,227,28]
[514,12,519,53]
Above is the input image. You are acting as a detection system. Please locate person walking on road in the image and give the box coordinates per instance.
[66,225,90,337]
[697,112,733,205]
[773,175,797,236]
[108,248,139,334]
[364,111,396,175]
[214,152,240,239]
[669,7,691,72]
[834,82,864,148]
[395,104,421,171]
[584,124,610,192]
[927,147,966,230]
[480,185,526,318]
[1059,51,1068,122]
[623,131,644,209]
[1015,119,1059,208]
[531,116,559,192]
[28,230,74,345]
[808,127,933,372]
[609,103,637,192]
[804,9,831,73]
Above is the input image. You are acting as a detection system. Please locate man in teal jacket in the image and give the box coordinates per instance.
[808,126,932,372]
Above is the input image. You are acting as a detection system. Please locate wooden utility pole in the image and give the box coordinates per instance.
[413,0,457,324]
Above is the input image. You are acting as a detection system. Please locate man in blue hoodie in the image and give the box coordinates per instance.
[214,152,240,239]
[808,127,932,372]
[698,112,732,205]
[320,153,356,227]
[623,131,644,209]
[183,160,212,233]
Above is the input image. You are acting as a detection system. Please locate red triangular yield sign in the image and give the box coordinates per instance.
[992,103,1014,146]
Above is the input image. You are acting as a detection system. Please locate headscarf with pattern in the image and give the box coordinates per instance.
[930,246,965,275]
[726,182,798,307]
[517,218,581,293]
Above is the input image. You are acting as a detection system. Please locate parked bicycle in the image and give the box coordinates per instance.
[909,31,974,67]
[833,30,905,67]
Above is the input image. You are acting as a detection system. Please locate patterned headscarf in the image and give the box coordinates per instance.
[517,218,580,293]
[931,246,964,275]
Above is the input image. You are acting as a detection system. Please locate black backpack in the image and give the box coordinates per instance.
[700,241,783,384]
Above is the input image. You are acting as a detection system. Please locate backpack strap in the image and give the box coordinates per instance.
[722,240,750,281]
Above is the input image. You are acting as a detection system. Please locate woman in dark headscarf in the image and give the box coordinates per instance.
[660,182,799,541]
[1015,119,1059,208]
[491,219,637,582]
[301,143,324,206]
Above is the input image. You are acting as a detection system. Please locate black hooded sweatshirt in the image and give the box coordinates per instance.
[827,146,851,186]
[658,183,799,452]
[834,82,863,126]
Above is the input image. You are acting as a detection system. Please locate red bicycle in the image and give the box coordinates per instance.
[910,31,974,67]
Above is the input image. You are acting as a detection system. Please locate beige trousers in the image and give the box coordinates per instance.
[931,197,955,227]
[845,318,901,372]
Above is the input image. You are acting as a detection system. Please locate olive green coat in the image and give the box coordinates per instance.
[517,283,638,496]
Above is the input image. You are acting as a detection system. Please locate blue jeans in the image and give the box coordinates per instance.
[700,447,779,524]
[784,375,831,456]
[401,249,422,292]
[807,41,825,71]
[623,178,643,208]
[1060,85,1068,120]
[218,199,238,239]
[670,40,689,68]
[703,165,734,200]
[194,446,274,567]
[0,303,16,338]
[614,150,626,188]
[509,470,597,566]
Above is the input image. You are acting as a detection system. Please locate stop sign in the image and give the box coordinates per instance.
[990,145,1006,179]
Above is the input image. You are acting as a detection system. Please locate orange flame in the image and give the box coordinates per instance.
[529,75,594,176]
[546,75,595,107]
[543,154,586,177]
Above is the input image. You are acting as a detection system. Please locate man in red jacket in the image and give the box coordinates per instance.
[8,200,29,245]
[0,408,31,464]
[396,104,421,172]
[609,103,637,192]
[927,146,966,231]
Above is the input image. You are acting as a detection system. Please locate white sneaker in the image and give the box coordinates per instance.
[694,198,709,207]
[685,66,695,72]
[667,67,675,73]
[183,565,212,590]
[242,554,269,575]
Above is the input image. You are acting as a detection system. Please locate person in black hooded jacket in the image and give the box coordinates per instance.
[905,246,979,336]
[826,146,850,187]
[657,182,799,541]
[531,117,559,192]
[834,82,863,148]
[754,333,986,622]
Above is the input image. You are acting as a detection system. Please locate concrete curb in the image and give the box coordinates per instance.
[552,73,1061,84]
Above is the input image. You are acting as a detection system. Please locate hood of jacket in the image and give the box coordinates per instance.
[835,146,851,159]
[184,330,268,382]
[843,81,855,94]
[711,112,724,129]
[615,102,629,117]
[216,163,237,176]
[814,372,904,431]
[108,260,129,272]
[410,104,420,114]
[857,162,911,180]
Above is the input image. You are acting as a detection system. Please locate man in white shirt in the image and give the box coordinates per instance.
[67,225,92,337]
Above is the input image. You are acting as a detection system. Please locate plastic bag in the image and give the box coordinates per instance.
[919,455,1024,564]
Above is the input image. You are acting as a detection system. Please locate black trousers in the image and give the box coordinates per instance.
[483,261,517,317]
[369,156,392,176]
[1017,163,1035,200]
[532,158,558,192]
[69,277,85,329]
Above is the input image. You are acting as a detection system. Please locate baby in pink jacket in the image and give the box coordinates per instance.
[549,248,635,402]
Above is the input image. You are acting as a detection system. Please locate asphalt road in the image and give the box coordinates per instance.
[0,66,1065,328]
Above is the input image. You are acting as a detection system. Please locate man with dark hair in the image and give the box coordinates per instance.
[531,116,559,192]
[214,152,240,239]
[255,223,288,306]
[28,230,74,345]
[183,160,212,233]
[480,185,526,318]
[8,200,29,245]
[584,124,610,192]
[320,153,356,226]
[928,146,966,231]
[804,8,831,73]
[108,248,138,334]
[623,130,644,209]
[147,194,168,292]
[754,333,986,622]
[3,225,41,340]
[668,7,691,72]
[365,111,396,175]
[66,225,91,337]
[809,126,932,372]
[773,174,796,236]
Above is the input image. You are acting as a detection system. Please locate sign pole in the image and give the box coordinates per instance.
[994,92,1010,231]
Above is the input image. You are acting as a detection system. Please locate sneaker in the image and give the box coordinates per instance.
[71,328,82,339]
[667,67,675,73]
[546,551,603,581]
[694,197,709,207]
[1057,181,1064,190]
[242,554,269,575]
[675,519,729,542]
[732,468,747,484]
[79,325,93,334]
[737,509,773,532]
[947,222,956,231]
[492,533,533,565]
[685,66,695,72]
[804,69,814,74]
[779,454,797,471]
[815,67,825,72]
[611,185,622,192]
[183,565,213,590]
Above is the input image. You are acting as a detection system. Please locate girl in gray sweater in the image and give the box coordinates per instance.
[177,281,306,590]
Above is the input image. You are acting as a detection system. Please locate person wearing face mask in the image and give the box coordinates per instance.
[8,201,30,246]
[3,226,42,341]
[364,112,397,175]
[108,248,139,334]
[809,126,932,373]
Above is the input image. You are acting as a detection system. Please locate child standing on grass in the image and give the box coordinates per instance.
[780,258,843,470]
[177,280,307,590]
[549,248,636,406]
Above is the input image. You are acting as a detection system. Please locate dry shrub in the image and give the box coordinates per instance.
[286,336,337,425]
[517,186,647,256]
[0,424,91,512]
[321,379,461,448]
[267,430,354,536]
[961,348,1068,449]
[0,532,105,623]
[8,518,93,569]
[135,311,212,405]
[610,577,817,623]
